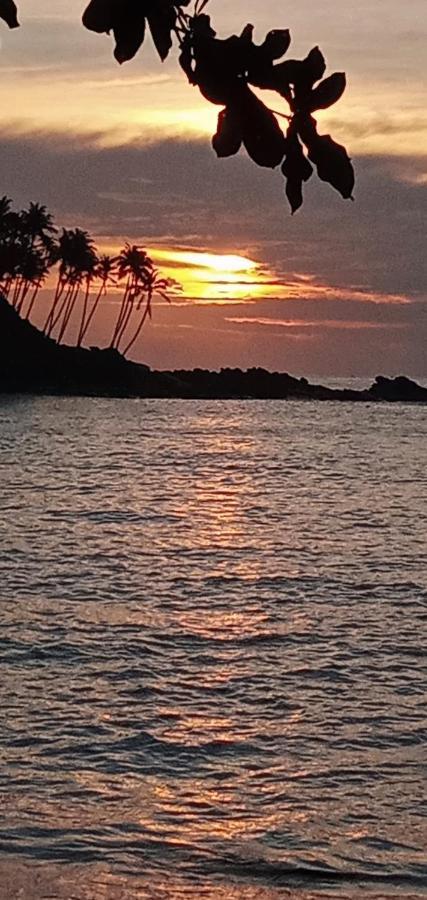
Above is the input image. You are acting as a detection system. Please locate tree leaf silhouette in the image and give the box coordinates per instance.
[186,20,242,105]
[285,178,303,215]
[83,0,190,62]
[307,133,355,199]
[237,91,287,168]
[281,132,313,182]
[0,0,18,28]
[294,112,318,147]
[281,130,313,213]
[309,72,346,111]
[147,3,176,62]
[82,0,117,33]
[249,58,300,95]
[82,0,146,63]
[179,35,197,84]
[244,27,292,91]
[299,47,326,87]
[260,29,291,61]
[212,109,242,157]
[114,13,146,64]
[239,23,254,43]
[293,46,326,109]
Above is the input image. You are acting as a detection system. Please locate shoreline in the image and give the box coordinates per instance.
[1,296,426,403]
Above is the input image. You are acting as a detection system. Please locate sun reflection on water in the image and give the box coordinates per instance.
[1,399,426,898]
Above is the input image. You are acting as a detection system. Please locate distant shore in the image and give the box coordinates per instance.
[1,295,426,403]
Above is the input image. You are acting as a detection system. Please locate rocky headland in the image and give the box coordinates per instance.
[1,295,426,402]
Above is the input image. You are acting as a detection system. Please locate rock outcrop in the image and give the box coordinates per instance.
[1,296,426,402]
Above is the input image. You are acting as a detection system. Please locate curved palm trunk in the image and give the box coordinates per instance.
[79,283,104,346]
[24,282,41,321]
[122,291,152,357]
[76,279,91,347]
[46,283,72,336]
[114,293,136,351]
[110,276,131,348]
[44,275,66,334]
[11,277,22,309]
[57,284,80,344]
[16,281,30,315]
[3,276,13,300]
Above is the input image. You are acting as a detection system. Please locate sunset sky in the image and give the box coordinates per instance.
[1,0,426,375]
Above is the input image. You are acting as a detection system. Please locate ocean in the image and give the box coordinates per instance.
[1,395,426,899]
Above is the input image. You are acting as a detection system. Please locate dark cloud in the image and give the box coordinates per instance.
[0,128,425,278]
[327,115,427,140]
[0,17,107,70]
[1,128,425,374]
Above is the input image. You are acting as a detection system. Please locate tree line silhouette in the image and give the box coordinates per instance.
[0,197,172,353]
[1,0,354,213]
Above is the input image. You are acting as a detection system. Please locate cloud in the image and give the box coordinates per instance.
[327,114,427,142]
[2,0,426,157]
[225,317,408,331]
[0,127,425,374]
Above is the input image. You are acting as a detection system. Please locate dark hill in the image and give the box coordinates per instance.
[0,294,190,397]
[1,295,426,402]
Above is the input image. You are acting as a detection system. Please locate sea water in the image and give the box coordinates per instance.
[0,396,426,898]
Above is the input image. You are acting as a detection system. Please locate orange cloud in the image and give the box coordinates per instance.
[226,316,408,330]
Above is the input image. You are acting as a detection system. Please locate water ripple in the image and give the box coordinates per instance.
[0,397,426,898]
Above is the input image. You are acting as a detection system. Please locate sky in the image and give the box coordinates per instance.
[0,0,426,375]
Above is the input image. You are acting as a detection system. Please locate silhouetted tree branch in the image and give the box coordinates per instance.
[1,0,355,213]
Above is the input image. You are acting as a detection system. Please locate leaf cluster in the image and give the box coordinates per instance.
[82,0,191,64]
[1,0,355,213]
[179,13,354,211]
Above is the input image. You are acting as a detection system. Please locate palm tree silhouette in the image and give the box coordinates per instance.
[123,268,171,357]
[0,195,13,236]
[14,203,57,317]
[56,229,98,344]
[43,229,73,335]
[0,196,21,300]
[77,253,117,347]
[16,245,51,318]
[1,197,174,358]
[21,202,56,251]
[0,198,55,317]
[111,244,153,350]
[44,228,97,343]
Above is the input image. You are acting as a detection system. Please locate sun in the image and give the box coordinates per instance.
[152,249,258,274]
[92,244,287,303]
[150,248,274,302]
